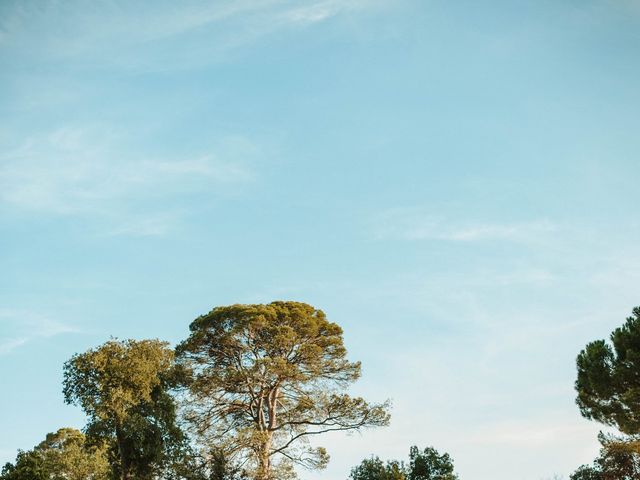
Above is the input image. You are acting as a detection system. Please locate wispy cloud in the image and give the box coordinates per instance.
[0,0,385,70]
[372,208,556,243]
[279,0,377,25]
[0,126,257,235]
[0,338,28,355]
[0,309,78,355]
[150,155,253,182]
[105,212,181,238]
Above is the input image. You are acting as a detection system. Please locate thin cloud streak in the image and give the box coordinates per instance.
[0,126,257,235]
[0,309,78,355]
[280,0,379,25]
[373,208,556,243]
[0,0,385,70]
[0,338,28,355]
[105,212,181,237]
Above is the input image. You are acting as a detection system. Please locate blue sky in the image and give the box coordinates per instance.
[1,1,640,478]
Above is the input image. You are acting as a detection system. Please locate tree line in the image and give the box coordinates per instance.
[3,302,640,479]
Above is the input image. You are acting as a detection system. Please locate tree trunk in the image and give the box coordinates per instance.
[267,387,279,430]
[257,386,279,480]
[257,433,272,480]
[115,422,130,480]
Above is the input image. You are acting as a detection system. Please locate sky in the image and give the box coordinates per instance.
[1,0,640,478]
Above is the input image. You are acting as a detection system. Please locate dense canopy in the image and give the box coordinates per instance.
[176,301,390,480]
[576,307,640,434]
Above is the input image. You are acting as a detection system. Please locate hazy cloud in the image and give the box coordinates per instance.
[0,0,385,70]
[373,208,556,243]
[280,0,378,25]
[0,126,257,235]
[0,338,28,355]
[0,309,78,355]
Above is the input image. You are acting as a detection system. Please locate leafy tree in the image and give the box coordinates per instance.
[575,306,640,434]
[207,449,250,480]
[349,446,458,480]
[176,301,390,480]
[572,307,640,479]
[570,435,640,480]
[1,451,46,480]
[349,457,406,480]
[164,447,251,480]
[63,338,185,480]
[0,427,109,480]
[570,466,601,480]
[408,446,458,480]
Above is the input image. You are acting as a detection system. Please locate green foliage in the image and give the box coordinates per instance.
[1,451,48,480]
[408,446,458,480]
[570,465,602,480]
[154,446,247,480]
[176,301,390,480]
[576,307,640,434]
[349,446,458,480]
[207,449,250,480]
[0,428,109,480]
[63,338,174,425]
[63,338,185,480]
[570,435,640,480]
[349,457,406,480]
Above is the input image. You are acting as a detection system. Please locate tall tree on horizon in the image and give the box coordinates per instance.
[573,306,640,479]
[63,338,185,480]
[576,306,640,434]
[176,301,390,480]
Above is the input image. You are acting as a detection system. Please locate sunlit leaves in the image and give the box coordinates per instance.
[0,428,109,480]
[177,301,390,479]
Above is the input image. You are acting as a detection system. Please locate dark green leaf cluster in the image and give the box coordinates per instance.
[576,307,640,434]
[349,446,459,480]
[1,451,49,480]
[573,306,640,478]
[349,457,405,480]
[162,448,249,480]
[408,446,457,480]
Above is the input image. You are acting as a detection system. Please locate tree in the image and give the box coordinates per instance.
[1,451,46,480]
[570,466,602,480]
[207,449,250,480]
[575,306,640,434]
[176,301,390,480]
[0,427,109,480]
[408,446,458,480]
[574,308,640,479]
[570,435,640,480]
[164,447,251,480]
[349,446,458,480]
[349,456,406,480]
[63,338,184,480]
